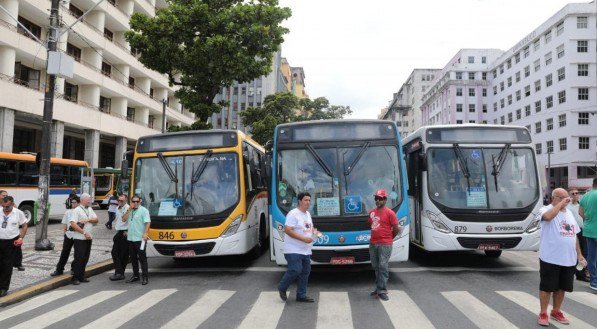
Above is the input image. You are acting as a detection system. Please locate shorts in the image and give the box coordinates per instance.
[539,259,575,292]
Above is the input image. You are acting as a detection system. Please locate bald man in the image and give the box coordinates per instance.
[536,188,586,326]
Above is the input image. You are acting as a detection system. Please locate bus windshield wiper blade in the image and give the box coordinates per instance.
[191,150,213,185]
[452,144,471,194]
[306,144,333,177]
[344,142,370,176]
[157,152,179,199]
[491,144,511,192]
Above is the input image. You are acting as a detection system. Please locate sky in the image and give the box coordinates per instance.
[277,0,583,119]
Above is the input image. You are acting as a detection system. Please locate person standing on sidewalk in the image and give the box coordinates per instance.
[105,192,119,230]
[50,196,79,277]
[127,195,151,285]
[567,188,588,282]
[69,193,98,285]
[0,190,24,272]
[580,178,597,291]
[278,192,318,303]
[536,188,586,326]
[368,189,400,301]
[0,196,28,297]
[110,194,130,281]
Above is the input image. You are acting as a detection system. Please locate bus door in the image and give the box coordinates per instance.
[406,141,424,244]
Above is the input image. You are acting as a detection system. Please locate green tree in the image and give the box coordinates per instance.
[125,0,291,128]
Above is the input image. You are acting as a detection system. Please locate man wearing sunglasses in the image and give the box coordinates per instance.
[0,196,28,297]
[126,195,151,285]
[368,189,400,301]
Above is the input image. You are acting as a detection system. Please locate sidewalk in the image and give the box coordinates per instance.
[0,210,115,306]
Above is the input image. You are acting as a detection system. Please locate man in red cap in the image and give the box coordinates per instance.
[368,189,400,301]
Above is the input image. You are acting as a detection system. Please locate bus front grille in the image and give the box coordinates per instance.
[456,237,522,249]
[310,249,370,263]
[154,242,216,256]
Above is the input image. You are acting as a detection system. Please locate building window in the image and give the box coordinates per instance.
[456,120,463,124]
[516,90,521,101]
[536,143,542,155]
[456,72,462,80]
[500,116,505,125]
[492,70,497,79]
[535,100,541,113]
[104,28,113,42]
[494,119,499,124]
[500,82,504,91]
[64,82,78,102]
[101,62,111,77]
[482,88,487,97]
[525,105,531,116]
[468,72,475,80]
[148,115,154,129]
[507,77,512,87]
[469,120,476,123]
[469,104,475,112]
[577,166,597,179]
[468,56,474,63]
[456,104,463,112]
[558,114,566,127]
[508,95,512,105]
[524,66,530,77]
[493,103,497,111]
[546,74,553,87]
[482,104,487,113]
[557,67,565,81]
[66,43,81,62]
[578,112,589,125]
[515,71,520,82]
[577,16,588,28]
[456,88,462,96]
[525,85,530,97]
[13,62,40,90]
[482,56,487,64]
[99,96,111,113]
[468,88,475,96]
[514,53,520,63]
[546,95,553,109]
[556,22,564,35]
[545,52,552,66]
[578,64,588,76]
[508,112,513,123]
[558,90,566,104]
[534,80,541,92]
[579,137,589,150]
[126,107,135,121]
[547,140,554,153]
[559,138,567,151]
[577,40,588,52]
[516,109,521,119]
[500,65,504,74]
[500,99,505,108]
[578,88,589,100]
[17,16,42,40]
[545,30,552,43]
[482,72,487,80]
[523,46,529,58]
[534,59,540,72]
[68,4,84,18]
[533,39,540,51]
[493,86,497,95]
[128,77,135,89]
[546,118,553,131]
[557,44,564,58]
[535,121,541,133]
[508,59,513,69]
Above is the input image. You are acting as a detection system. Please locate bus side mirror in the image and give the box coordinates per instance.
[418,153,427,171]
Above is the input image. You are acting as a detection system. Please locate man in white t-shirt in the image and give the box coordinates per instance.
[0,196,28,297]
[278,192,319,303]
[536,188,586,326]
[69,193,98,285]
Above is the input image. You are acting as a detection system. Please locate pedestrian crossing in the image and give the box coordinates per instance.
[0,288,595,329]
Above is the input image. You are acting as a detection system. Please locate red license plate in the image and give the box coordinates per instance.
[330,257,355,265]
[174,250,196,258]
[478,244,500,250]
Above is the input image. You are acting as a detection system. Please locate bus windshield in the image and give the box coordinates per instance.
[427,147,538,209]
[276,145,402,216]
[134,153,239,217]
[95,174,112,194]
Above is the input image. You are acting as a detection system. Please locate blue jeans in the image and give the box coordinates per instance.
[278,253,311,299]
[370,244,393,293]
[586,237,597,288]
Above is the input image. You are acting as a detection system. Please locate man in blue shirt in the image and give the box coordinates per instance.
[126,195,151,285]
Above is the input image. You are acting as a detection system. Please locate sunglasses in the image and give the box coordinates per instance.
[374,197,385,201]
[131,200,140,203]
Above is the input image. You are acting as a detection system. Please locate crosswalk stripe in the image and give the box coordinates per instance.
[0,290,77,322]
[237,292,286,329]
[81,289,177,329]
[161,290,235,329]
[317,292,353,329]
[442,291,518,329]
[9,290,124,329]
[567,291,597,310]
[382,290,434,329]
[497,291,596,329]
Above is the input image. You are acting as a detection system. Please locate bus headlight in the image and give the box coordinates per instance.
[426,211,451,234]
[525,218,541,233]
[221,215,243,238]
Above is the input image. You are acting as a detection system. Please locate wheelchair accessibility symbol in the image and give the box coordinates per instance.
[344,196,362,214]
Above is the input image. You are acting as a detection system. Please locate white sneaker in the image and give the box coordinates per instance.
[590,285,597,292]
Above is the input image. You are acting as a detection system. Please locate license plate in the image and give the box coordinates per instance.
[330,257,355,265]
[174,250,196,258]
[478,244,500,250]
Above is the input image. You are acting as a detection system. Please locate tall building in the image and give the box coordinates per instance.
[0,0,194,168]
[382,69,441,137]
[420,2,596,190]
[280,57,308,99]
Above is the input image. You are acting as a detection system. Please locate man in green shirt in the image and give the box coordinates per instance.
[126,195,151,285]
[579,178,597,291]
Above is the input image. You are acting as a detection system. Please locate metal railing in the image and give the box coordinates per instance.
[0,73,43,92]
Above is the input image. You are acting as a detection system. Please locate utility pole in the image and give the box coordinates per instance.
[35,0,61,250]
[162,99,167,133]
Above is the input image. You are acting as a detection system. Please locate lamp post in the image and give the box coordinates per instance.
[547,149,553,193]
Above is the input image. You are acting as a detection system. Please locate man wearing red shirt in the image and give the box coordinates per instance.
[368,189,400,301]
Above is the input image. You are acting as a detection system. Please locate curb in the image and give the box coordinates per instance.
[0,260,114,308]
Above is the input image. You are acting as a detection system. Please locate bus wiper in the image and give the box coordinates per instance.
[491,144,511,192]
[344,142,370,176]
[191,150,213,185]
[306,144,333,177]
[452,144,471,195]
[157,152,179,199]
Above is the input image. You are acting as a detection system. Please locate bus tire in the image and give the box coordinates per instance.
[19,204,35,226]
[484,250,502,258]
[249,216,267,259]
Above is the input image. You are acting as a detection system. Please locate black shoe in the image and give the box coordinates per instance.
[279,289,287,301]
[141,277,148,285]
[50,270,64,277]
[71,279,80,285]
[296,297,315,303]
[105,223,112,230]
[370,291,378,297]
[0,289,7,297]
[15,266,25,271]
[127,276,140,283]
[80,278,90,283]
[378,293,389,301]
[109,273,125,281]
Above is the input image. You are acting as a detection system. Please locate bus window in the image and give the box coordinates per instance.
[50,165,69,186]
[0,159,17,185]
[18,162,39,186]
[70,166,83,186]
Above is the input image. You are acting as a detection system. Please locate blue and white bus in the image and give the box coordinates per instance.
[269,120,409,265]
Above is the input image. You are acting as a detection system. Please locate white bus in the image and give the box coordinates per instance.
[402,125,543,257]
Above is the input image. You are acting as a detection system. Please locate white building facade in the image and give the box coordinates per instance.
[0,0,194,167]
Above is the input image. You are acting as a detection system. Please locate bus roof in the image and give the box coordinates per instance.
[403,124,531,145]
[0,152,88,166]
[275,119,398,143]
[136,129,263,153]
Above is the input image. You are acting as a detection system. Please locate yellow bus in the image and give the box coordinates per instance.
[131,130,269,259]
[0,152,88,224]
[93,168,130,208]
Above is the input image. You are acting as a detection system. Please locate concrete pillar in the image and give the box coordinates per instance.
[111,97,127,118]
[0,46,16,77]
[136,77,151,94]
[155,88,168,102]
[119,0,134,16]
[79,85,101,107]
[114,136,127,168]
[114,64,129,84]
[84,129,100,168]
[114,31,130,50]
[86,10,105,34]
[0,107,15,152]
[0,0,18,27]
[170,97,181,112]
[137,107,149,125]
[50,121,64,158]
[82,47,103,70]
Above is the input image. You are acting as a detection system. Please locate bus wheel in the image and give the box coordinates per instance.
[484,250,502,258]
[19,204,35,226]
